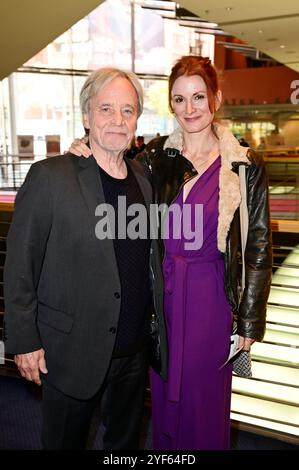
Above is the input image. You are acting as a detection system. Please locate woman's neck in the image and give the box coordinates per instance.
[182,126,219,164]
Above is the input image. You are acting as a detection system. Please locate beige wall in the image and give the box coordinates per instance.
[0,0,103,80]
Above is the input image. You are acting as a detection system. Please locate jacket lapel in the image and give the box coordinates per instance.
[78,155,104,216]
[218,164,241,252]
[215,124,250,252]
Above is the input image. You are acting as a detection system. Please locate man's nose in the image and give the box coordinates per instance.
[113,109,124,125]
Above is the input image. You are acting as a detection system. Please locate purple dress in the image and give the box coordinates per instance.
[151,156,233,450]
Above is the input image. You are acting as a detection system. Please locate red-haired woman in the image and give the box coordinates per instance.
[142,55,272,450]
[69,56,272,450]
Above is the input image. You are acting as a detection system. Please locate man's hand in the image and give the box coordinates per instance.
[15,349,48,386]
[69,136,91,158]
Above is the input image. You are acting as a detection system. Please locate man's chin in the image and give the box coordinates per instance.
[91,140,129,155]
[104,145,128,155]
[105,137,129,151]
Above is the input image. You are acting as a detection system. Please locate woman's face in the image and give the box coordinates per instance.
[171,75,220,134]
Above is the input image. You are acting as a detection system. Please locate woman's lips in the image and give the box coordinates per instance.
[184,116,201,123]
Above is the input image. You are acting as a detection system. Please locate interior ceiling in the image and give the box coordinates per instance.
[0,0,298,81]
[0,0,103,81]
[179,0,299,72]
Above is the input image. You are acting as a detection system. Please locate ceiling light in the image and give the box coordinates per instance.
[280,45,286,49]
[137,0,176,11]
[226,7,233,11]
[258,30,263,34]
[179,18,218,28]
[149,8,176,18]
[193,27,232,36]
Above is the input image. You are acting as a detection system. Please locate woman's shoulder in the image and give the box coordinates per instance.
[145,135,168,154]
[246,148,265,167]
[245,148,269,188]
[135,135,168,168]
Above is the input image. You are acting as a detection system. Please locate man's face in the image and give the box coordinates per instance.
[83,77,138,155]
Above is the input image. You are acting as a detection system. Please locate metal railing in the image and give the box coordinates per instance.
[265,158,299,221]
[1,155,299,220]
[0,160,34,191]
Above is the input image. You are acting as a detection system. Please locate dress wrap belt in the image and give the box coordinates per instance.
[163,252,223,403]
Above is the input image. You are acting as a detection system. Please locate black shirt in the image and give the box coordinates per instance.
[98,163,151,357]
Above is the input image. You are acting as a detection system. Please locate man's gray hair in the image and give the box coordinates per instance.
[80,67,143,117]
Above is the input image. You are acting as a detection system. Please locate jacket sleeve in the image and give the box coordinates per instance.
[3,162,53,354]
[238,152,273,341]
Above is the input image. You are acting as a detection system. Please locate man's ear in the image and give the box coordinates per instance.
[83,113,90,130]
[215,90,222,111]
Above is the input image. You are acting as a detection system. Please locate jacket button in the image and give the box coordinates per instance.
[109,327,116,334]
[114,292,120,299]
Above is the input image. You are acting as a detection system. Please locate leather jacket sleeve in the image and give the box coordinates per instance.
[237,150,273,341]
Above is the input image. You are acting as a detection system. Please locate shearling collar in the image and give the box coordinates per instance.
[163,123,251,252]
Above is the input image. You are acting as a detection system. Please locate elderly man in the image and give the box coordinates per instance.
[3,68,166,450]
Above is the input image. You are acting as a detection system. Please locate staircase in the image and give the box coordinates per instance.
[231,240,299,444]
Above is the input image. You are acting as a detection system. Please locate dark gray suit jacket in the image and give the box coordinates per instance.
[3,154,167,399]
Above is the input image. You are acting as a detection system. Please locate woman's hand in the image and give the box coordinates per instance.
[69,136,91,158]
[238,336,255,352]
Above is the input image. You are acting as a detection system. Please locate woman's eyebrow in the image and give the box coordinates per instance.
[172,90,207,97]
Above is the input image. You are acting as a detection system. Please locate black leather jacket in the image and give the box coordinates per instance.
[140,135,272,342]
